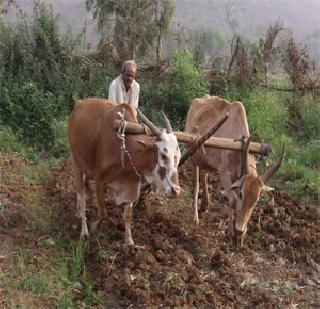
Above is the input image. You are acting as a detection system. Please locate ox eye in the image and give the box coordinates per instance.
[161,153,168,162]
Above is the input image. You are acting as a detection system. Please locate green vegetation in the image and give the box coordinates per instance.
[0,2,111,151]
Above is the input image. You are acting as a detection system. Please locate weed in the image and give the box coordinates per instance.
[163,272,181,296]
[96,248,110,263]
[70,240,87,281]
[141,272,151,291]
[18,272,49,295]
[57,294,76,309]
[195,248,207,261]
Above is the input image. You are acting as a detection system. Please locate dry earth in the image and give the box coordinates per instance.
[0,154,319,307]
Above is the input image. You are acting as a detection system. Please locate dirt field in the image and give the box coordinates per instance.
[0,155,319,307]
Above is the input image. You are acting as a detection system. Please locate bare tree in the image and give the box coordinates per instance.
[285,37,319,96]
[86,0,174,66]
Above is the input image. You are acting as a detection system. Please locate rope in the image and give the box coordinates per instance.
[117,109,141,179]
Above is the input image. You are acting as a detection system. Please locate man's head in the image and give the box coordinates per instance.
[121,60,137,90]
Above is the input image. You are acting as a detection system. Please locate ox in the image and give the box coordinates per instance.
[68,98,181,245]
[185,95,284,248]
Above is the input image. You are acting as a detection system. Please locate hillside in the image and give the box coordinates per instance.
[4,0,320,57]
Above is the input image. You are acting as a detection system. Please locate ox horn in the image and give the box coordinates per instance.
[137,109,162,138]
[241,135,253,176]
[161,111,173,134]
[261,143,285,183]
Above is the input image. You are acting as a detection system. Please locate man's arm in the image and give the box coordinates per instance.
[132,82,140,109]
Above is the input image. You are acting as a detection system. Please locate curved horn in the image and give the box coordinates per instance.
[241,135,253,176]
[161,111,173,134]
[261,143,285,183]
[137,109,161,138]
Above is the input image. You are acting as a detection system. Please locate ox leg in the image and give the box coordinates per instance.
[72,157,89,237]
[83,174,92,199]
[200,171,209,213]
[91,174,107,232]
[193,165,200,225]
[123,202,134,245]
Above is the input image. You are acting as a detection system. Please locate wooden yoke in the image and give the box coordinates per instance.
[114,116,273,164]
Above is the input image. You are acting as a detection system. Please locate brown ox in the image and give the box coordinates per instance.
[68,98,181,245]
[185,95,284,248]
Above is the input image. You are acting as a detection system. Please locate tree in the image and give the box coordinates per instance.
[0,0,15,17]
[85,0,174,64]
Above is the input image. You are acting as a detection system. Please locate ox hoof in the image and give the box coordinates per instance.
[134,244,145,250]
[193,218,200,225]
[91,220,101,232]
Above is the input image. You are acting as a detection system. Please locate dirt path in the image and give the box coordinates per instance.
[0,155,319,307]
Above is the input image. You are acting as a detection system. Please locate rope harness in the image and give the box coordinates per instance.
[117,109,141,179]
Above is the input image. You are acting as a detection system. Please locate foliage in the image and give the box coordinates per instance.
[167,51,209,127]
[0,125,25,154]
[51,118,69,158]
[300,102,320,139]
[139,79,169,126]
[1,81,59,148]
[86,0,174,61]
[0,1,111,150]
[234,88,288,143]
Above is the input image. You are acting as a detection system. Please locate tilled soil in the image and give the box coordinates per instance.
[1,155,319,307]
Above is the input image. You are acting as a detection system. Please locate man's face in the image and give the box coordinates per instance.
[122,65,136,90]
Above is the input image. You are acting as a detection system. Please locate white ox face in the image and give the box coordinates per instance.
[144,131,181,196]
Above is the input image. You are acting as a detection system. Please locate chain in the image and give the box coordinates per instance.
[117,109,141,179]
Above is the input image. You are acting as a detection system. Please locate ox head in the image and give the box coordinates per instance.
[137,110,181,197]
[226,138,285,249]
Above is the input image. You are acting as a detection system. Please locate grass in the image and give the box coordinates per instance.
[0,152,105,307]
[3,239,105,307]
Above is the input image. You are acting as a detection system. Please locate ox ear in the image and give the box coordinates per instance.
[136,138,156,149]
[262,185,274,192]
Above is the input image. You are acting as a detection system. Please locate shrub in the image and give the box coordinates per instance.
[139,79,169,126]
[300,103,320,140]
[0,125,25,154]
[1,82,57,149]
[51,118,69,158]
[167,51,209,127]
[0,2,112,150]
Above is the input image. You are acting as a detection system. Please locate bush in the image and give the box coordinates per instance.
[226,86,289,144]
[167,52,209,127]
[0,125,25,154]
[300,103,320,140]
[139,79,169,126]
[0,2,112,150]
[1,82,57,149]
[51,118,69,158]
